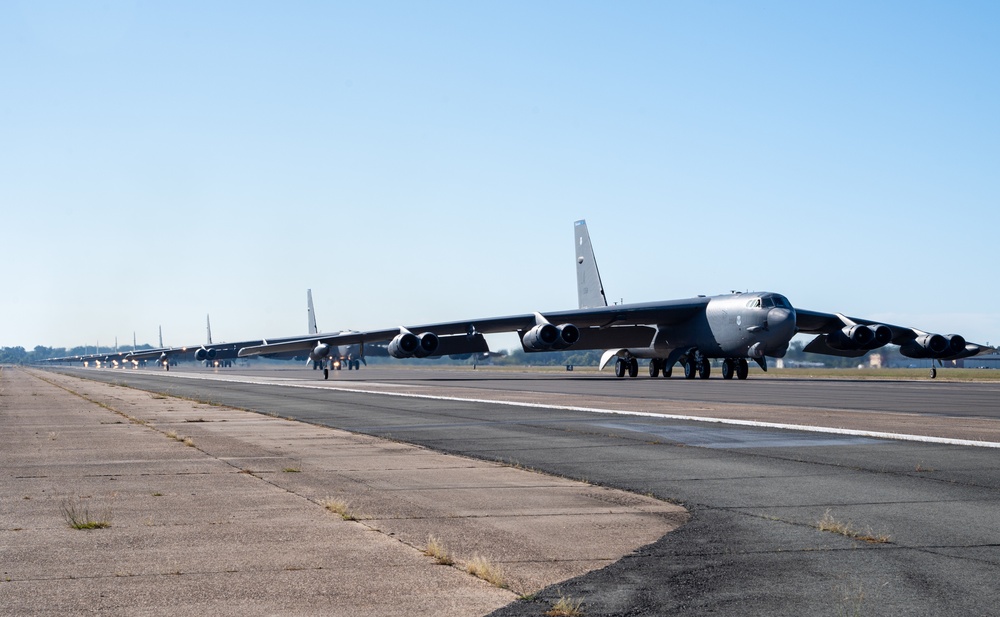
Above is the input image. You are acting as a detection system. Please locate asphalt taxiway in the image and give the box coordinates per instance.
[38,365,1000,615]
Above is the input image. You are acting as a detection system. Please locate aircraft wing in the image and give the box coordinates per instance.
[239,298,711,358]
[128,335,313,362]
[796,308,994,360]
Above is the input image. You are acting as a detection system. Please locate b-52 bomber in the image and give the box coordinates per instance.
[129,289,363,370]
[239,220,993,380]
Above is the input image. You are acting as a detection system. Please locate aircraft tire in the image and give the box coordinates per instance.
[628,358,639,378]
[683,360,696,379]
[722,360,734,380]
[698,358,711,379]
[929,367,937,379]
[663,365,672,378]
[615,358,626,378]
[648,359,660,378]
[736,359,749,380]
[323,368,329,380]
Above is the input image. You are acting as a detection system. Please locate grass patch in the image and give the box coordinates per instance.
[466,555,507,588]
[320,497,358,521]
[62,496,111,530]
[165,430,178,440]
[424,535,454,565]
[546,596,584,616]
[282,467,301,473]
[182,437,195,447]
[817,509,891,544]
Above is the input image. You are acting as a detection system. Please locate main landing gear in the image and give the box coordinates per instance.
[614,354,752,380]
[614,357,639,378]
[648,358,672,378]
[721,358,750,380]
[680,356,712,379]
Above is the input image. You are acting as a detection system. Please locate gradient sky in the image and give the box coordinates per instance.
[2,1,997,351]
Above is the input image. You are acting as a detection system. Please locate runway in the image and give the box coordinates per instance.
[47,365,1000,616]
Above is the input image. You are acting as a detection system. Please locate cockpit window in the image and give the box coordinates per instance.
[751,295,791,309]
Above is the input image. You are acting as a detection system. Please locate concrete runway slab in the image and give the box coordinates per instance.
[1,367,685,615]
[44,364,1000,616]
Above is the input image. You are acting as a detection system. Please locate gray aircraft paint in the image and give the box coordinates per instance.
[575,220,608,310]
[238,222,993,379]
[307,289,319,335]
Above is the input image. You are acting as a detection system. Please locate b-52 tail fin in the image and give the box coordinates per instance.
[307,289,319,335]
[574,219,608,309]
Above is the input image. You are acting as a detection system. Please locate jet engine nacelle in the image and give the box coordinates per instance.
[388,331,439,358]
[522,323,580,351]
[899,333,953,359]
[194,347,217,362]
[945,334,967,355]
[826,324,892,351]
[310,343,331,362]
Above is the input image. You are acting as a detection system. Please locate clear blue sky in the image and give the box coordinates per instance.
[2,1,997,350]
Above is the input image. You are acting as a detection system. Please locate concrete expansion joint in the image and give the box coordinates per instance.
[11,368,689,611]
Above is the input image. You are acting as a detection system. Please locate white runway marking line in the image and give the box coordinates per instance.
[118,371,1000,449]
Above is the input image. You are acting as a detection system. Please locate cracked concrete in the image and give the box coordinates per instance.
[0,367,686,615]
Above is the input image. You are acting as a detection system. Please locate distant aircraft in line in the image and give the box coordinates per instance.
[239,220,993,380]
[131,290,346,370]
[46,290,361,372]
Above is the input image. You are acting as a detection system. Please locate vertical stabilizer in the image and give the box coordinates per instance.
[574,220,608,309]
[206,315,213,345]
[159,326,163,348]
[307,289,319,334]
[133,332,137,352]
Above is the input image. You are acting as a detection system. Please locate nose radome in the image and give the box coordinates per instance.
[768,307,796,337]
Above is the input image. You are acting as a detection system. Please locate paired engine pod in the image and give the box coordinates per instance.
[310,343,331,362]
[388,331,440,358]
[194,348,217,362]
[522,323,580,351]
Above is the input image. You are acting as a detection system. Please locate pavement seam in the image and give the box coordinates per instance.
[20,368,686,601]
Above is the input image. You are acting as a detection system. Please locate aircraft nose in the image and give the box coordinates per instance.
[767,307,796,341]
